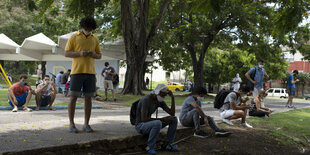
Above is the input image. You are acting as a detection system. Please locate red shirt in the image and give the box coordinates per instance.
[11,83,29,96]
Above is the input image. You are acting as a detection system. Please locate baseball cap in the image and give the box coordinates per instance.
[153,84,169,95]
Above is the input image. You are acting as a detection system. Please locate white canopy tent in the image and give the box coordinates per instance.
[0,32,154,62]
[0,33,36,61]
[104,40,154,62]
[19,33,61,61]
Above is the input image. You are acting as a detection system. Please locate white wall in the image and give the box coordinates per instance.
[119,62,186,83]
[46,60,119,88]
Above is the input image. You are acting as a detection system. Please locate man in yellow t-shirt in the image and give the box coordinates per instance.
[65,16,102,133]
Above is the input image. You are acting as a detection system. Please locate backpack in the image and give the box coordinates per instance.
[247,67,257,91]
[129,98,159,125]
[112,74,119,85]
[130,100,140,125]
[214,90,239,109]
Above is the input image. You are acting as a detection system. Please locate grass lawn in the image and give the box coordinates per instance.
[0,89,83,107]
[0,76,37,88]
[247,108,310,146]
[97,89,214,106]
[119,80,175,90]
[0,89,37,106]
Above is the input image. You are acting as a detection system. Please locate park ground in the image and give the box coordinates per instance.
[0,88,310,154]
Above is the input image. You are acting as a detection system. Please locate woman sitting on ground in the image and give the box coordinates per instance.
[249,90,272,117]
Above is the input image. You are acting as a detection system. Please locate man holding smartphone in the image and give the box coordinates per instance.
[101,62,116,102]
[8,74,34,112]
[65,16,102,133]
[35,75,57,111]
[286,70,299,108]
[219,84,253,128]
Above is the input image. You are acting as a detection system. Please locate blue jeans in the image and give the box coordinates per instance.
[135,116,178,149]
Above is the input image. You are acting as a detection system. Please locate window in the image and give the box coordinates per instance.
[275,90,280,93]
[268,89,273,93]
[281,89,284,93]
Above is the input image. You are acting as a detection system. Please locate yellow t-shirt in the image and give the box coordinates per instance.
[65,31,102,75]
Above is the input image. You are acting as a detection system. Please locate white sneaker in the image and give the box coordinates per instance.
[222,119,234,126]
[241,122,253,128]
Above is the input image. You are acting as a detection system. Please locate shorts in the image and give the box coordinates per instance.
[289,87,295,96]
[8,92,28,107]
[220,109,235,119]
[69,74,96,97]
[252,88,263,98]
[104,80,113,90]
[40,95,51,106]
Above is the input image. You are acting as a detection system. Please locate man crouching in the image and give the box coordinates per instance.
[35,75,57,111]
[135,84,179,154]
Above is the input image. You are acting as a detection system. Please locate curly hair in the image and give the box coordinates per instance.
[192,87,207,95]
[80,16,97,31]
[239,84,251,93]
[19,74,28,80]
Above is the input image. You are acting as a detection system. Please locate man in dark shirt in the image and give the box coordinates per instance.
[135,84,179,154]
[101,62,116,101]
[61,69,71,84]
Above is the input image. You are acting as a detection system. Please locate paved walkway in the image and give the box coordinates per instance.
[0,97,309,153]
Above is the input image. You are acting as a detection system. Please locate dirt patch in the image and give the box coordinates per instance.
[4,126,308,155]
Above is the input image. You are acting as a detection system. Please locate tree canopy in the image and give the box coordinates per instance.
[154,0,309,88]
[4,0,310,92]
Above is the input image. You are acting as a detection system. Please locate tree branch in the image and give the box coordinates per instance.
[146,0,171,48]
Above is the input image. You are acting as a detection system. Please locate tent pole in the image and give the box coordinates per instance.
[0,64,12,87]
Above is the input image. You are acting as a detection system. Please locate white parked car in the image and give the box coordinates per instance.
[267,88,288,98]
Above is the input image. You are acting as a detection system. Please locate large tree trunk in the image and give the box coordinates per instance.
[121,0,148,95]
[41,61,46,77]
[192,58,204,89]
[121,0,171,95]
[122,58,145,95]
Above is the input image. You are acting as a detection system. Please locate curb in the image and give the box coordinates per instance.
[0,105,104,110]
[2,128,192,155]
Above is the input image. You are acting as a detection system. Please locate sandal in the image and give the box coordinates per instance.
[23,107,32,112]
[12,107,18,112]
[48,107,56,111]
